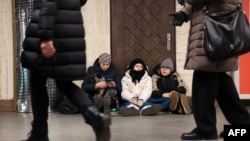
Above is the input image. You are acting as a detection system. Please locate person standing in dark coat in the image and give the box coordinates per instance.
[170,0,250,140]
[21,0,111,141]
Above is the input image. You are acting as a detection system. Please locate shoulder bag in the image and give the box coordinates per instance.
[203,1,250,61]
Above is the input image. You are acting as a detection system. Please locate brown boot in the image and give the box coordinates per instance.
[179,94,192,114]
[169,91,179,112]
[82,106,111,141]
[102,94,111,115]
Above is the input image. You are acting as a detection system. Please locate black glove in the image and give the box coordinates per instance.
[169,11,188,26]
[176,86,186,94]
[177,0,185,5]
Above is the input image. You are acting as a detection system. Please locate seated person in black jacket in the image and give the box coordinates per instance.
[149,58,192,114]
[81,53,122,115]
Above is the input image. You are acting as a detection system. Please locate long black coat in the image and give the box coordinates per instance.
[21,0,87,80]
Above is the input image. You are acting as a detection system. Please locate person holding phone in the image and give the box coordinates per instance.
[82,53,122,115]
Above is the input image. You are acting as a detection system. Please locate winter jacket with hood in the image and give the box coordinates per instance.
[82,58,122,100]
[181,0,239,72]
[121,70,152,103]
[21,0,87,80]
[151,64,187,98]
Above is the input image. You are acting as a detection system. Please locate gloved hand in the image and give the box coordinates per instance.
[177,0,185,5]
[169,11,188,26]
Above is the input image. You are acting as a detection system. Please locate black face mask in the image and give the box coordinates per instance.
[129,70,145,83]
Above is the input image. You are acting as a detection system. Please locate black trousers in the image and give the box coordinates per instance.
[30,71,92,123]
[192,70,250,136]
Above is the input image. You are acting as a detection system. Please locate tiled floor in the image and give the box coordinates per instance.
[1,106,249,141]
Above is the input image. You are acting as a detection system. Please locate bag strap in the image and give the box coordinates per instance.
[203,0,242,17]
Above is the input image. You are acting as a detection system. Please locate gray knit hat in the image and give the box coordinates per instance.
[98,53,111,63]
[160,58,173,71]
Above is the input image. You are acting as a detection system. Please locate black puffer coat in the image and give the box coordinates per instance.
[21,0,87,80]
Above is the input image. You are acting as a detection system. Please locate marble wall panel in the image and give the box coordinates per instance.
[175,4,193,96]
[0,0,14,100]
[81,0,111,67]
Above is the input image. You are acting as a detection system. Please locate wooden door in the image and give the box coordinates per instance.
[111,0,176,76]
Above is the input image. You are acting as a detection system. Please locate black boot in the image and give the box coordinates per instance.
[82,105,111,141]
[22,122,49,141]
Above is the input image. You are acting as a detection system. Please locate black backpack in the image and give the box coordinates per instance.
[58,97,79,114]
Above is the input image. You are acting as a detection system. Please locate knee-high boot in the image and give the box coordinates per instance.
[82,105,111,141]
[22,122,49,141]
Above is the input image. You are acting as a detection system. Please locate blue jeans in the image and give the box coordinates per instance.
[120,97,170,111]
[148,96,192,111]
[147,97,171,111]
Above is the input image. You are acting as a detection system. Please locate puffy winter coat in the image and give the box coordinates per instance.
[121,70,152,102]
[21,0,87,80]
[181,0,239,72]
[82,58,122,99]
[151,64,187,98]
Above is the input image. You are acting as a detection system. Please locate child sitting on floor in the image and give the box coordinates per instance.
[119,58,161,116]
[150,58,192,114]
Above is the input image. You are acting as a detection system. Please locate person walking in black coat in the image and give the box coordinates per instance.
[21,0,111,141]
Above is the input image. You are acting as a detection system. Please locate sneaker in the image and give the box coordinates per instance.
[126,104,140,110]
[119,106,140,116]
[179,94,192,114]
[169,91,179,112]
[140,104,162,116]
[110,108,118,116]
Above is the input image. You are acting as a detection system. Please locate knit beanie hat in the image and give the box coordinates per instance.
[128,58,148,72]
[160,58,173,71]
[98,53,111,63]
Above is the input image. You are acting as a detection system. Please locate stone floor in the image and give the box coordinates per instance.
[1,106,249,141]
